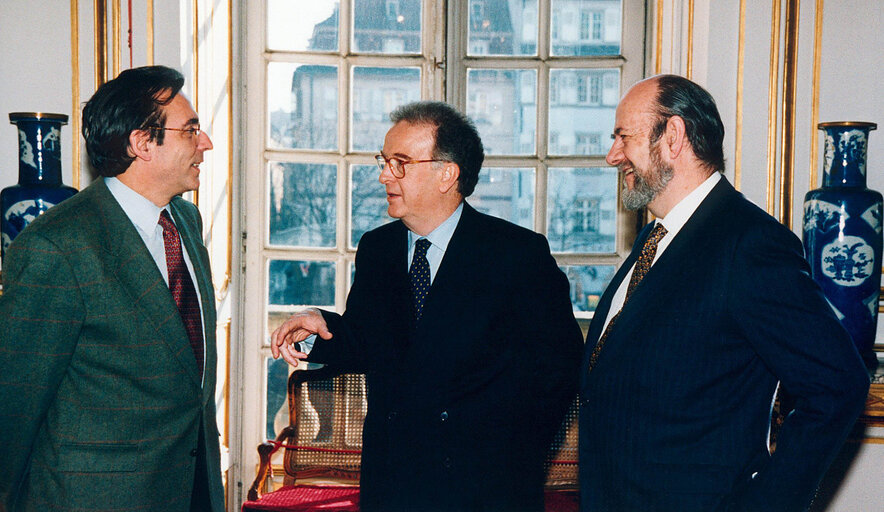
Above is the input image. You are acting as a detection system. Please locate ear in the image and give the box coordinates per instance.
[438,163,460,194]
[128,129,153,161]
[662,115,688,159]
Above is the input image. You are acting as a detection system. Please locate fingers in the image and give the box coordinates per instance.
[276,340,307,366]
[270,308,332,363]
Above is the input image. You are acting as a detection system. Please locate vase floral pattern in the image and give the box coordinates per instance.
[803,122,881,372]
[1,113,77,261]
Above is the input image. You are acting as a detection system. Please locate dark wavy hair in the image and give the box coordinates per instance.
[390,101,485,197]
[648,74,725,173]
[82,65,185,177]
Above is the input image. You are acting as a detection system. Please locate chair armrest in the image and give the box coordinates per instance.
[247,425,296,501]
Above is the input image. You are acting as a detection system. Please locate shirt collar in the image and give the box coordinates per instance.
[658,172,721,236]
[408,202,464,251]
[105,176,169,235]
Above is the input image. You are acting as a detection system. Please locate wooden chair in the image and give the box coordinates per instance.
[243,365,365,511]
[243,366,579,511]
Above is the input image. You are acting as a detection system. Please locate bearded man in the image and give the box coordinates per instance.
[578,74,869,512]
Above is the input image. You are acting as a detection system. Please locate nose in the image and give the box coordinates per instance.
[606,137,623,167]
[198,131,214,151]
[378,161,394,184]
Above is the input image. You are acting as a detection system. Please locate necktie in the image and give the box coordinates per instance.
[409,238,432,321]
[159,210,204,374]
[587,223,668,373]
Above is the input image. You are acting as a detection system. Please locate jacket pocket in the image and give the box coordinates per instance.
[58,441,140,472]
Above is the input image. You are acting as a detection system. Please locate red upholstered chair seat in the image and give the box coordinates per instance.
[243,486,577,512]
[242,485,360,512]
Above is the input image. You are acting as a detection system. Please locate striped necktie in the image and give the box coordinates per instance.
[159,210,204,375]
[587,223,668,373]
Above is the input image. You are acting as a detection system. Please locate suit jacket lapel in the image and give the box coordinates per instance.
[92,180,202,388]
[586,178,736,374]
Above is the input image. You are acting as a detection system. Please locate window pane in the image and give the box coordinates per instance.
[471,167,535,229]
[351,164,391,247]
[352,0,421,54]
[267,0,338,51]
[268,63,338,150]
[268,259,336,306]
[467,69,537,155]
[560,264,617,312]
[265,357,289,439]
[550,0,621,56]
[268,162,336,247]
[351,67,421,151]
[467,0,538,56]
[547,167,617,253]
[548,69,619,155]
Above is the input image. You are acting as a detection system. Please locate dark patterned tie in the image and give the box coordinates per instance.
[587,223,668,373]
[409,238,432,321]
[159,210,204,374]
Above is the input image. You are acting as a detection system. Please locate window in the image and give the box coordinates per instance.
[576,132,603,154]
[581,10,604,40]
[239,0,644,504]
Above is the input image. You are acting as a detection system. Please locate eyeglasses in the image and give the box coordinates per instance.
[375,154,443,178]
[149,125,203,138]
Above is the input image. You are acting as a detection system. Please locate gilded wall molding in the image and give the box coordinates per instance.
[686,0,694,79]
[766,0,782,216]
[71,0,81,189]
[777,0,800,229]
[94,0,107,88]
[147,0,154,65]
[808,0,824,190]
[734,0,746,190]
[112,0,121,77]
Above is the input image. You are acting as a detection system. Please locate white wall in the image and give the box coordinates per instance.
[0,1,74,190]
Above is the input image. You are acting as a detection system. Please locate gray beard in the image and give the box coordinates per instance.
[621,147,674,211]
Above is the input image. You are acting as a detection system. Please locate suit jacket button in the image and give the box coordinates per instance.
[190,448,198,457]
[443,457,452,468]
[440,411,449,422]
[387,411,397,421]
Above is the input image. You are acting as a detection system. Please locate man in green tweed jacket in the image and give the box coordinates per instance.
[0,66,224,512]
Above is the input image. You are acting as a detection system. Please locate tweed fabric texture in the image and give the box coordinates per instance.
[160,209,204,374]
[587,223,667,373]
[409,238,432,320]
[0,179,224,512]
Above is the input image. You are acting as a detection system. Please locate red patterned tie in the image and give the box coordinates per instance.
[159,210,204,374]
[587,223,668,373]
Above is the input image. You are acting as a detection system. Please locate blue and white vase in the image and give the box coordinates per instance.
[803,121,881,372]
[1,112,77,261]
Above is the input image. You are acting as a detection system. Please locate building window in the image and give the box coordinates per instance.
[573,197,601,233]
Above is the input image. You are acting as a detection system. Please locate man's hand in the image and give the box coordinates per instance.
[270,308,333,365]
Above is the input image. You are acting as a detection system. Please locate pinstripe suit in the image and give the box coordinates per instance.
[578,178,869,512]
[0,178,224,512]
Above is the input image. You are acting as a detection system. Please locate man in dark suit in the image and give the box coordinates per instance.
[272,101,583,512]
[579,74,870,511]
[0,66,224,512]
